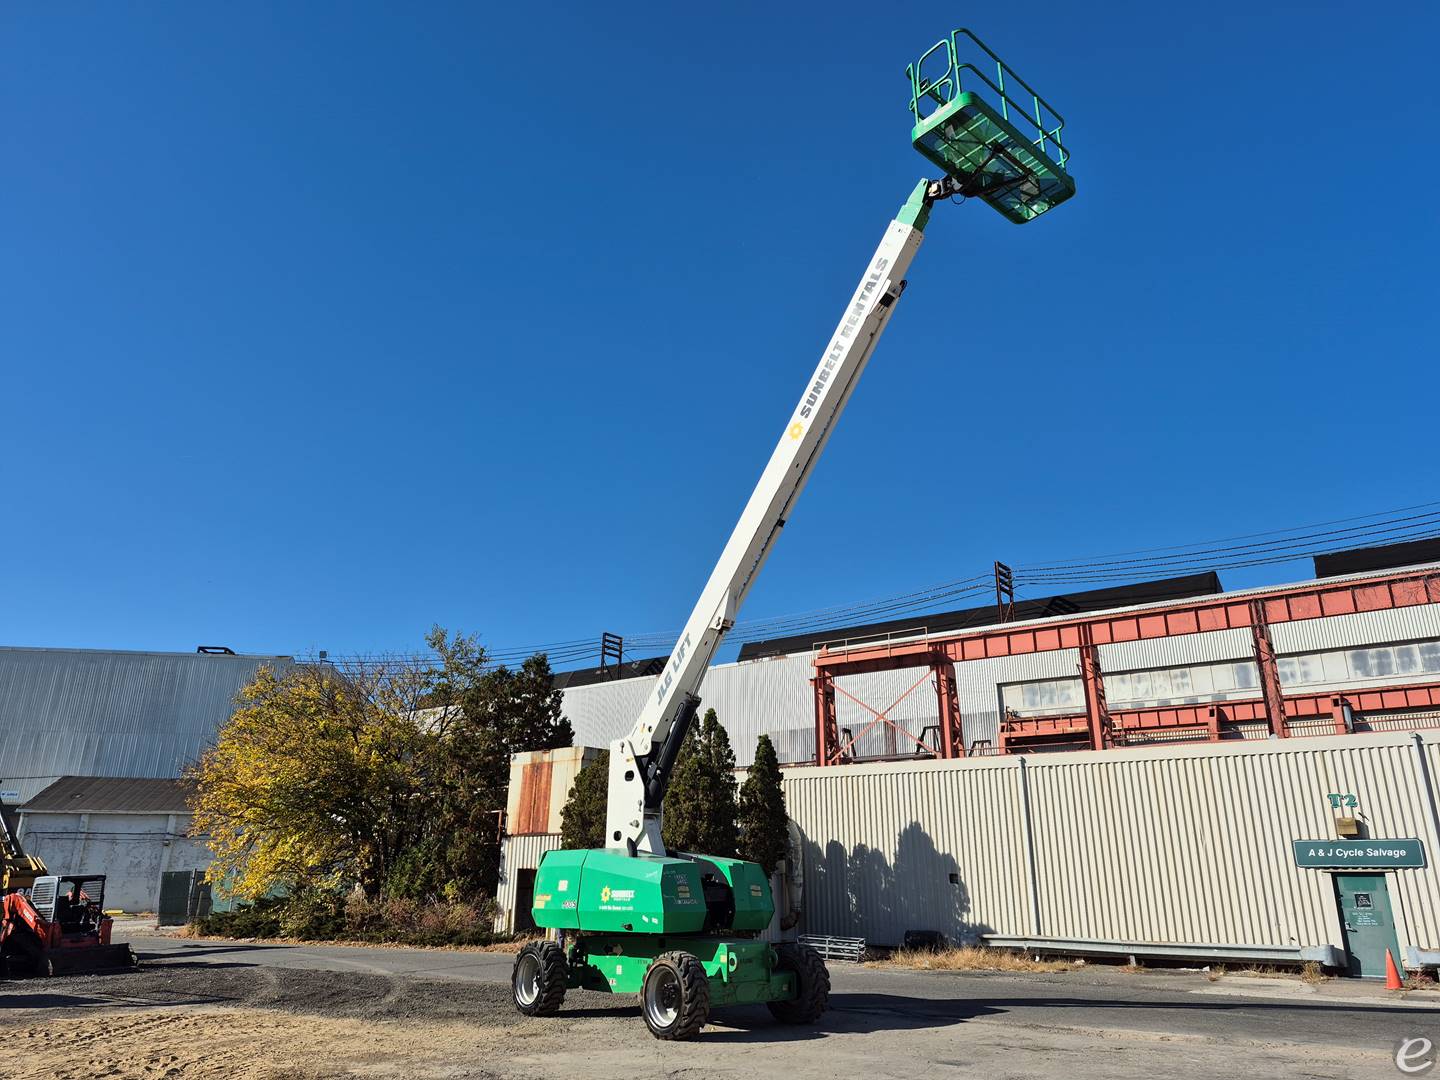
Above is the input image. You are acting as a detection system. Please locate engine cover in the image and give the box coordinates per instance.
[530,849,774,935]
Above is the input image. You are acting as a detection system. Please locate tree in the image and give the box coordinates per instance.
[559,749,609,850]
[414,630,573,899]
[189,627,573,904]
[737,734,789,876]
[188,663,435,901]
[662,708,739,857]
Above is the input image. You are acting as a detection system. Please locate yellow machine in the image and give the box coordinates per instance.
[1,799,136,977]
[0,804,47,892]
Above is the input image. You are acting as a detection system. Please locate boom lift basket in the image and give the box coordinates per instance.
[907,29,1075,223]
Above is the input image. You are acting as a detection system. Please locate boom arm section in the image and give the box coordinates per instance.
[605,182,938,856]
[0,800,47,891]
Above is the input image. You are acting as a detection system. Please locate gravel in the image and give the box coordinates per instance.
[0,954,632,1025]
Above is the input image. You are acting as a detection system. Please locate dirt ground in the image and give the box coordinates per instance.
[0,963,607,1080]
[0,952,1424,1079]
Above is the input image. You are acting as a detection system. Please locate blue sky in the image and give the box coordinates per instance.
[3,2,1436,665]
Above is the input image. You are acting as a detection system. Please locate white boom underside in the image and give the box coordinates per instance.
[605,204,928,856]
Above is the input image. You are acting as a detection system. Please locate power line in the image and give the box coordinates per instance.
[1016,498,1440,567]
[300,497,1440,671]
[1016,521,1440,583]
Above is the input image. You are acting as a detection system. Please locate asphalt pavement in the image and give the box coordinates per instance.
[123,932,1440,1051]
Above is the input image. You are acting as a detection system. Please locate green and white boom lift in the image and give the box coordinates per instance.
[512,29,1074,1040]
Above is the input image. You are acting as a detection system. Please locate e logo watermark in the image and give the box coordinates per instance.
[1396,1037,1435,1074]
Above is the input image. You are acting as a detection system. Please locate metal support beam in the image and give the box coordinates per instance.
[1330,694,1350,736]
[830,670,936,763]
[813,672,838,767]
[933,660,963,758]
[1077,625,1109,752]
[997,681,1440,750]
[1249,598,1288,738]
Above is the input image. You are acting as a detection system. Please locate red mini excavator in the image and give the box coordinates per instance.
[0,800,136,977]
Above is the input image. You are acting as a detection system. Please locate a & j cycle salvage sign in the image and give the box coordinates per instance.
[1291,838,1426,869]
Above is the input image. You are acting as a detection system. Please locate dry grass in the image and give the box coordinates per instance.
[173,925,541,953]
[1301,961,1330,984]
[1205,962,1330,984]
[1404,971,1439,991]
[869,945,1075,974]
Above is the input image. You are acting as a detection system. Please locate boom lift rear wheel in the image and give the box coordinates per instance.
[511,940,567,1016]
[641,951,710,1040]
[766,943,829,1024]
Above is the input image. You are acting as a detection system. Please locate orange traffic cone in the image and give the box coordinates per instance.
[1385,948,1404,990]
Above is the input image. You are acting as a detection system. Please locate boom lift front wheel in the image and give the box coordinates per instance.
[641,950,710,1040]
[511,940,567,1016]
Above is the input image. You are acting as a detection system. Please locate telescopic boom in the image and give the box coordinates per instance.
[604,180,945,857]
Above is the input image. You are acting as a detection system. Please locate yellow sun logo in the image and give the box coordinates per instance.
[788,422,804,440]
[600,886,611,902]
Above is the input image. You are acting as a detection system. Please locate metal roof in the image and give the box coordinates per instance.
[19,775,194,814]
[1315,538,1440,579]
[735,573,1222,661]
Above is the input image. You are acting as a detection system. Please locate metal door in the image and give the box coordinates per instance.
[158,870,213,926]
[514,869,537,933]
[1334,874,1402,978]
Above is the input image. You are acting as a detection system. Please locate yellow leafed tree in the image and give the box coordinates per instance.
[188,662,435,901]
[189,629,573,904]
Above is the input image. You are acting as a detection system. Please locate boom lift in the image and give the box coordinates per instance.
[512,29,1074,1039]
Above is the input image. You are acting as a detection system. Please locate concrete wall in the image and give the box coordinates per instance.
[16,811,209,912]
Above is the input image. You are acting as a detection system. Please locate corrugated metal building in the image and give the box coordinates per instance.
[14,776,207,913]
[0,646,293,911]
[503,555,1440,974]
[783,731,1440,967]
[0,646,295,804]
[559,564,1440,766]
[500,732,1440,971]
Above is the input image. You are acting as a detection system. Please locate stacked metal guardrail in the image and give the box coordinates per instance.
[798,934,866,963]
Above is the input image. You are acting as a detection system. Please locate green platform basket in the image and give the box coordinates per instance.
[907,30,1075,224]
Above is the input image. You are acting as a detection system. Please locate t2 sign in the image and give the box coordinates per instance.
[1326,792,1358,810]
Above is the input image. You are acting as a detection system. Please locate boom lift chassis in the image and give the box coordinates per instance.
[513,28,1074,1040]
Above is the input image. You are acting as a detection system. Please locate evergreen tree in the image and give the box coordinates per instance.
[559,749,609,849]
[737,734,789,876]
[661,708,739,857]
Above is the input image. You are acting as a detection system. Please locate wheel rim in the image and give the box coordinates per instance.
[644,967,681,1029]
[514,953,541,1006]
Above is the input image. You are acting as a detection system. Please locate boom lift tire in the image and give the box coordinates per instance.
[511,941,567,1016]
[766,943,830,1024]
[641,951,710,1040]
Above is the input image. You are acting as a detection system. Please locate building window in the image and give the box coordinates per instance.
[999,638,1440,717]
[1270,639,1440,689]
[1001,677,1084,716]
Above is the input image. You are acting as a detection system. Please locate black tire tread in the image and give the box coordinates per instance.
[767,942,829,1024]
[644,950,710,1040]
[512,940,567,1016]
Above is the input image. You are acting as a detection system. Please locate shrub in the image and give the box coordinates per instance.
[193,895,286,938]
[197,889,502,946]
